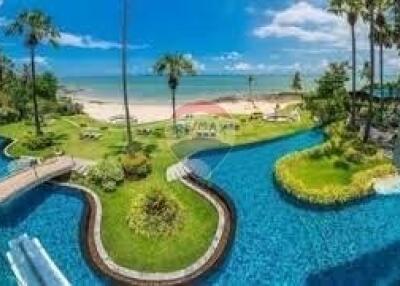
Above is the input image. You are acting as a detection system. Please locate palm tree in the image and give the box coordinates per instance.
[5,10,59,136]
[121,0,134,149]
[329,0,363,128]
[154,54,196,135]
[0,52,14,89]
[375,14,392,123]
[363,0,377,143]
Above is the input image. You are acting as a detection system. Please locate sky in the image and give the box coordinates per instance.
[0,0,399,77]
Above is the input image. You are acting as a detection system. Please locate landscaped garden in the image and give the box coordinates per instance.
[0,108,315,271]
[276,122,395,205]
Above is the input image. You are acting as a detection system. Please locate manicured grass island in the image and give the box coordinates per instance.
[275,123,396,206]
[0,106,314,272]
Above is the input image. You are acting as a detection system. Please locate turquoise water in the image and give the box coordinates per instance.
[3,131,400,285]
[0,139,14,179]
[0,184,109,285]
[61,75,317,104]
[189,131,400,285]
[62,75,399,104]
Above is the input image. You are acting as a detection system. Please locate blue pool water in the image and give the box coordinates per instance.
[3,130,400,285]
[0,184,109,285]
[0,138,13,179]
[189,130,400,285]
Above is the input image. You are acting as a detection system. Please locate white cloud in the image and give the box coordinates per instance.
[213,51,242,61]
[58,32,149,50]
[184,53,206,72]
[253,1,368,49]
[225,62,252,71]
[224,61,266,72]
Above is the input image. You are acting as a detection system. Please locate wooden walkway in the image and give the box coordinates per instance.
[0,156,75,203]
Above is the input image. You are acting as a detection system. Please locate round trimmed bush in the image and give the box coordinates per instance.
[126,189,183,237]
[121,152,151,180]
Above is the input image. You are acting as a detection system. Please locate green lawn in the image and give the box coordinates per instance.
[288,155,386,189]
[276,141,395,205]
[0,106,314,271]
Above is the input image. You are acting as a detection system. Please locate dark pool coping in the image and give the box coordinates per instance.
[0,128,323,285]
[0,135,235,285]
[57,179,234,286]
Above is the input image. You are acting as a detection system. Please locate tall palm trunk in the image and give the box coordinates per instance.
[171,87,177,135]
[363,4,375,143]
[122,0,133,148]
[30,46,41,136]
[379,40,384,123]
[350,23,357,127]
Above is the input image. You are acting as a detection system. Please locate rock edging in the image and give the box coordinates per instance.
[3,138,17,159]
[58,174,234,285]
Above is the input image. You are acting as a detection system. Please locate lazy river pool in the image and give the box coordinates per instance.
[2,130,400,285]
[0,184,109,285]
[189,130,400,285]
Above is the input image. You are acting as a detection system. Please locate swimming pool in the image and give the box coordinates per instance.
[0,184,109,285]
[0,138,14,179]
[189,130,400,285]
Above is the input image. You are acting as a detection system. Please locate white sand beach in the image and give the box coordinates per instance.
[76,96,300,123]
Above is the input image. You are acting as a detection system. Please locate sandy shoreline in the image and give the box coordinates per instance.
[74,93,301,123]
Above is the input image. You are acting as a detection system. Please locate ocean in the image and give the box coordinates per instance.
[61,75,318,104]
[61,74,398,104]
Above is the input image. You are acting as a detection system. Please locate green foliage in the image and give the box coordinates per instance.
[56,97,83,115]
[121,152,152,180]
[275,121,395,205]
[334,158,350,170]
[126,189,183,238]
[276,150,395,205]
[305,62,349,124]
[343,147,363,163]
[36,72,58,100]
[0,107,19,124]
[87,158,124,192]
[21,132,56,150]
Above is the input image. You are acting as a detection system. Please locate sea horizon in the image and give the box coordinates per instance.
[61,74,398,105]
[61,74,314,104]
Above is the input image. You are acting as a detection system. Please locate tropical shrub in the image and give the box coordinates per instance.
[0,107,19,124]
[87,158,124,192]
[21,132,56,150]
[126,189,183,237]
[304,62,349,124]
[121,152,152,180]
[276,151,396,205]
[343,148,362,164]
[56,97,84,115]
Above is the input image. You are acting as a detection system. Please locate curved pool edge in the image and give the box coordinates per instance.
[1,137,17,160]
[56,179,234,286]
